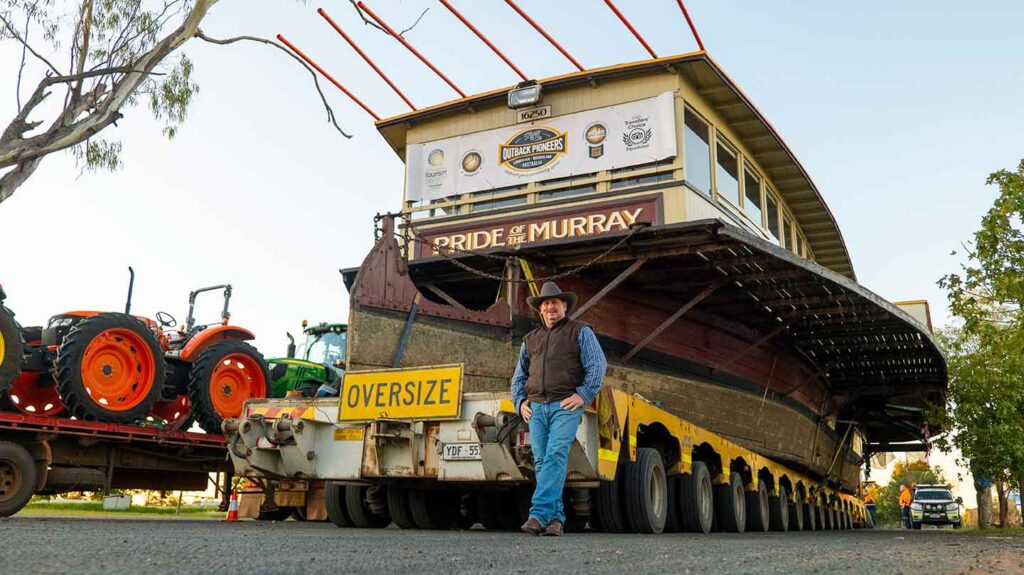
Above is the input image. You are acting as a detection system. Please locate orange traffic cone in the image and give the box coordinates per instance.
[222,491,239,522]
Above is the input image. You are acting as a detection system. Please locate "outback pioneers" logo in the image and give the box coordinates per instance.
[498,126,567,172]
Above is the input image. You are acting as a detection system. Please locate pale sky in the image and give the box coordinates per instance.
[2,1,1022,503]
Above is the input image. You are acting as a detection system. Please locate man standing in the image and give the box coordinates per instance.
[511,282,607,536]
[899,484,913,528]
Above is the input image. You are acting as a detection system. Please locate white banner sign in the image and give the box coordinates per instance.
[406,92,677,202]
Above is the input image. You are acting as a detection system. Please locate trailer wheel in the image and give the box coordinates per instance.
[56,313,165,423]
[663,476,680,533]
[788,492,804,531]
[256,507,292,521]
[387,487,418,529]
[746,480,770,532]
[324,481,353,528]
[188,341,269,434]
[562,491,589,533]
[714,472,746,533]
[0,441,37,517]
[594,469,628,533]
[409,489,459,530]
[769,484,789,532]
[0,305,23,397]
[678,461,714,533]
[345,485,390,528]
[623,448,667,534]
[802,497,816,530]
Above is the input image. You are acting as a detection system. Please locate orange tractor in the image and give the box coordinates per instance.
[1,270,269,433]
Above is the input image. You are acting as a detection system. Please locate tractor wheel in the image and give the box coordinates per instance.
[0,441,36,517]
[678,461,714,534]
[714,472,746,533]
[188,341,269,434]
[55,313,165,423]
[0,305,23,398]
[324,482,353,528]
[149,394,193,430]
[746,480,770,532]
[7,371,64,416]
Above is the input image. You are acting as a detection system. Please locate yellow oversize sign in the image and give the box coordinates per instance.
[338,364,464,422]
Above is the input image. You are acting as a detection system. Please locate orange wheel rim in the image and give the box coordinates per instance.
[209,353,266,417]
[81,328,157,411]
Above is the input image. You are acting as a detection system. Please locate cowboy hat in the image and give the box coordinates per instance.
[526,282,578,311]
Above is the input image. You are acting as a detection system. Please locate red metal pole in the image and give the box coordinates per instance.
[603,0,657,58]
[356,1,467,98]
[317,8,416,110]
[438,0,529,81]
[276,34,381,121]
[675,0,706,51]
[503,0,584,71]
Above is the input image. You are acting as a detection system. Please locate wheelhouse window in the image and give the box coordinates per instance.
[715,140,740,207]
[743,167,762,226]
[782,215,793,250]
[684,110,712,195]
[765,191,780,244]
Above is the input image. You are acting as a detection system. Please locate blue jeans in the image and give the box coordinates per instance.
[901,506,911,528]
[527,400,584,526]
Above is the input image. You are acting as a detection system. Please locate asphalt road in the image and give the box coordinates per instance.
[3,517,1022,575]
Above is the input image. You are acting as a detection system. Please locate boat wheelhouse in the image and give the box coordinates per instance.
[341,51,946,490]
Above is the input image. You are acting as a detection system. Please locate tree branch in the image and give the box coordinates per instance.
[399,8,429,37]
[194,30,351,139]
[0,11,61,75]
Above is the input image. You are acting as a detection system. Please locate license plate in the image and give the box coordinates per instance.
[929,513,942,518]
[338,364,464,422]
[441,442,481,461]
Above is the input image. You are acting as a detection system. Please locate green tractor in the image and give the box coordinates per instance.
[267,322,347,398]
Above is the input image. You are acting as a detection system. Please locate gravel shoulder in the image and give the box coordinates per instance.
[3,517,1022,575]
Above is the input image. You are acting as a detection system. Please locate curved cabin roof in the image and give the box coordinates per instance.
[375,52,856,280]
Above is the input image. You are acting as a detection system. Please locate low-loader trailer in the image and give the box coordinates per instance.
[225,363,867,533]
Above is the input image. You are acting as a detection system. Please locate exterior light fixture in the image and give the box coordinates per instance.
[508,80,542,109]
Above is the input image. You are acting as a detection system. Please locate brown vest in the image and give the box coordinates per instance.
[524,317,587,404]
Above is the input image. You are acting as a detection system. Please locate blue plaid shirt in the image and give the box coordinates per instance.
[510,325,607,414]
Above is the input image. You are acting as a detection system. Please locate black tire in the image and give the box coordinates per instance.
[714,472,746,533]
[188,340,270,434]
[345,485,390,528]
[912,521,921,530]
[788,492,804,531]
[831,507,839,530]
[0,306,22,398]
[594,471,628,533]
[953,521,962,529]
[663,476,680,533]
[0,441,37,517]
[563,491,588,533]
[291,506,308,521]
[623,448,667,534]
[769,484,789,532]
[256,507,292,521]
[802,496,816,531]
[55,313,165,423]
[388,487,418,529]
[324,481,353,528]
[408,489,459,530]
[746,480,770,532]
[678,461,714,533]
[820,503,831,530]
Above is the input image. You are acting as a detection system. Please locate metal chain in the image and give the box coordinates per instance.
[399,226,643,284]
